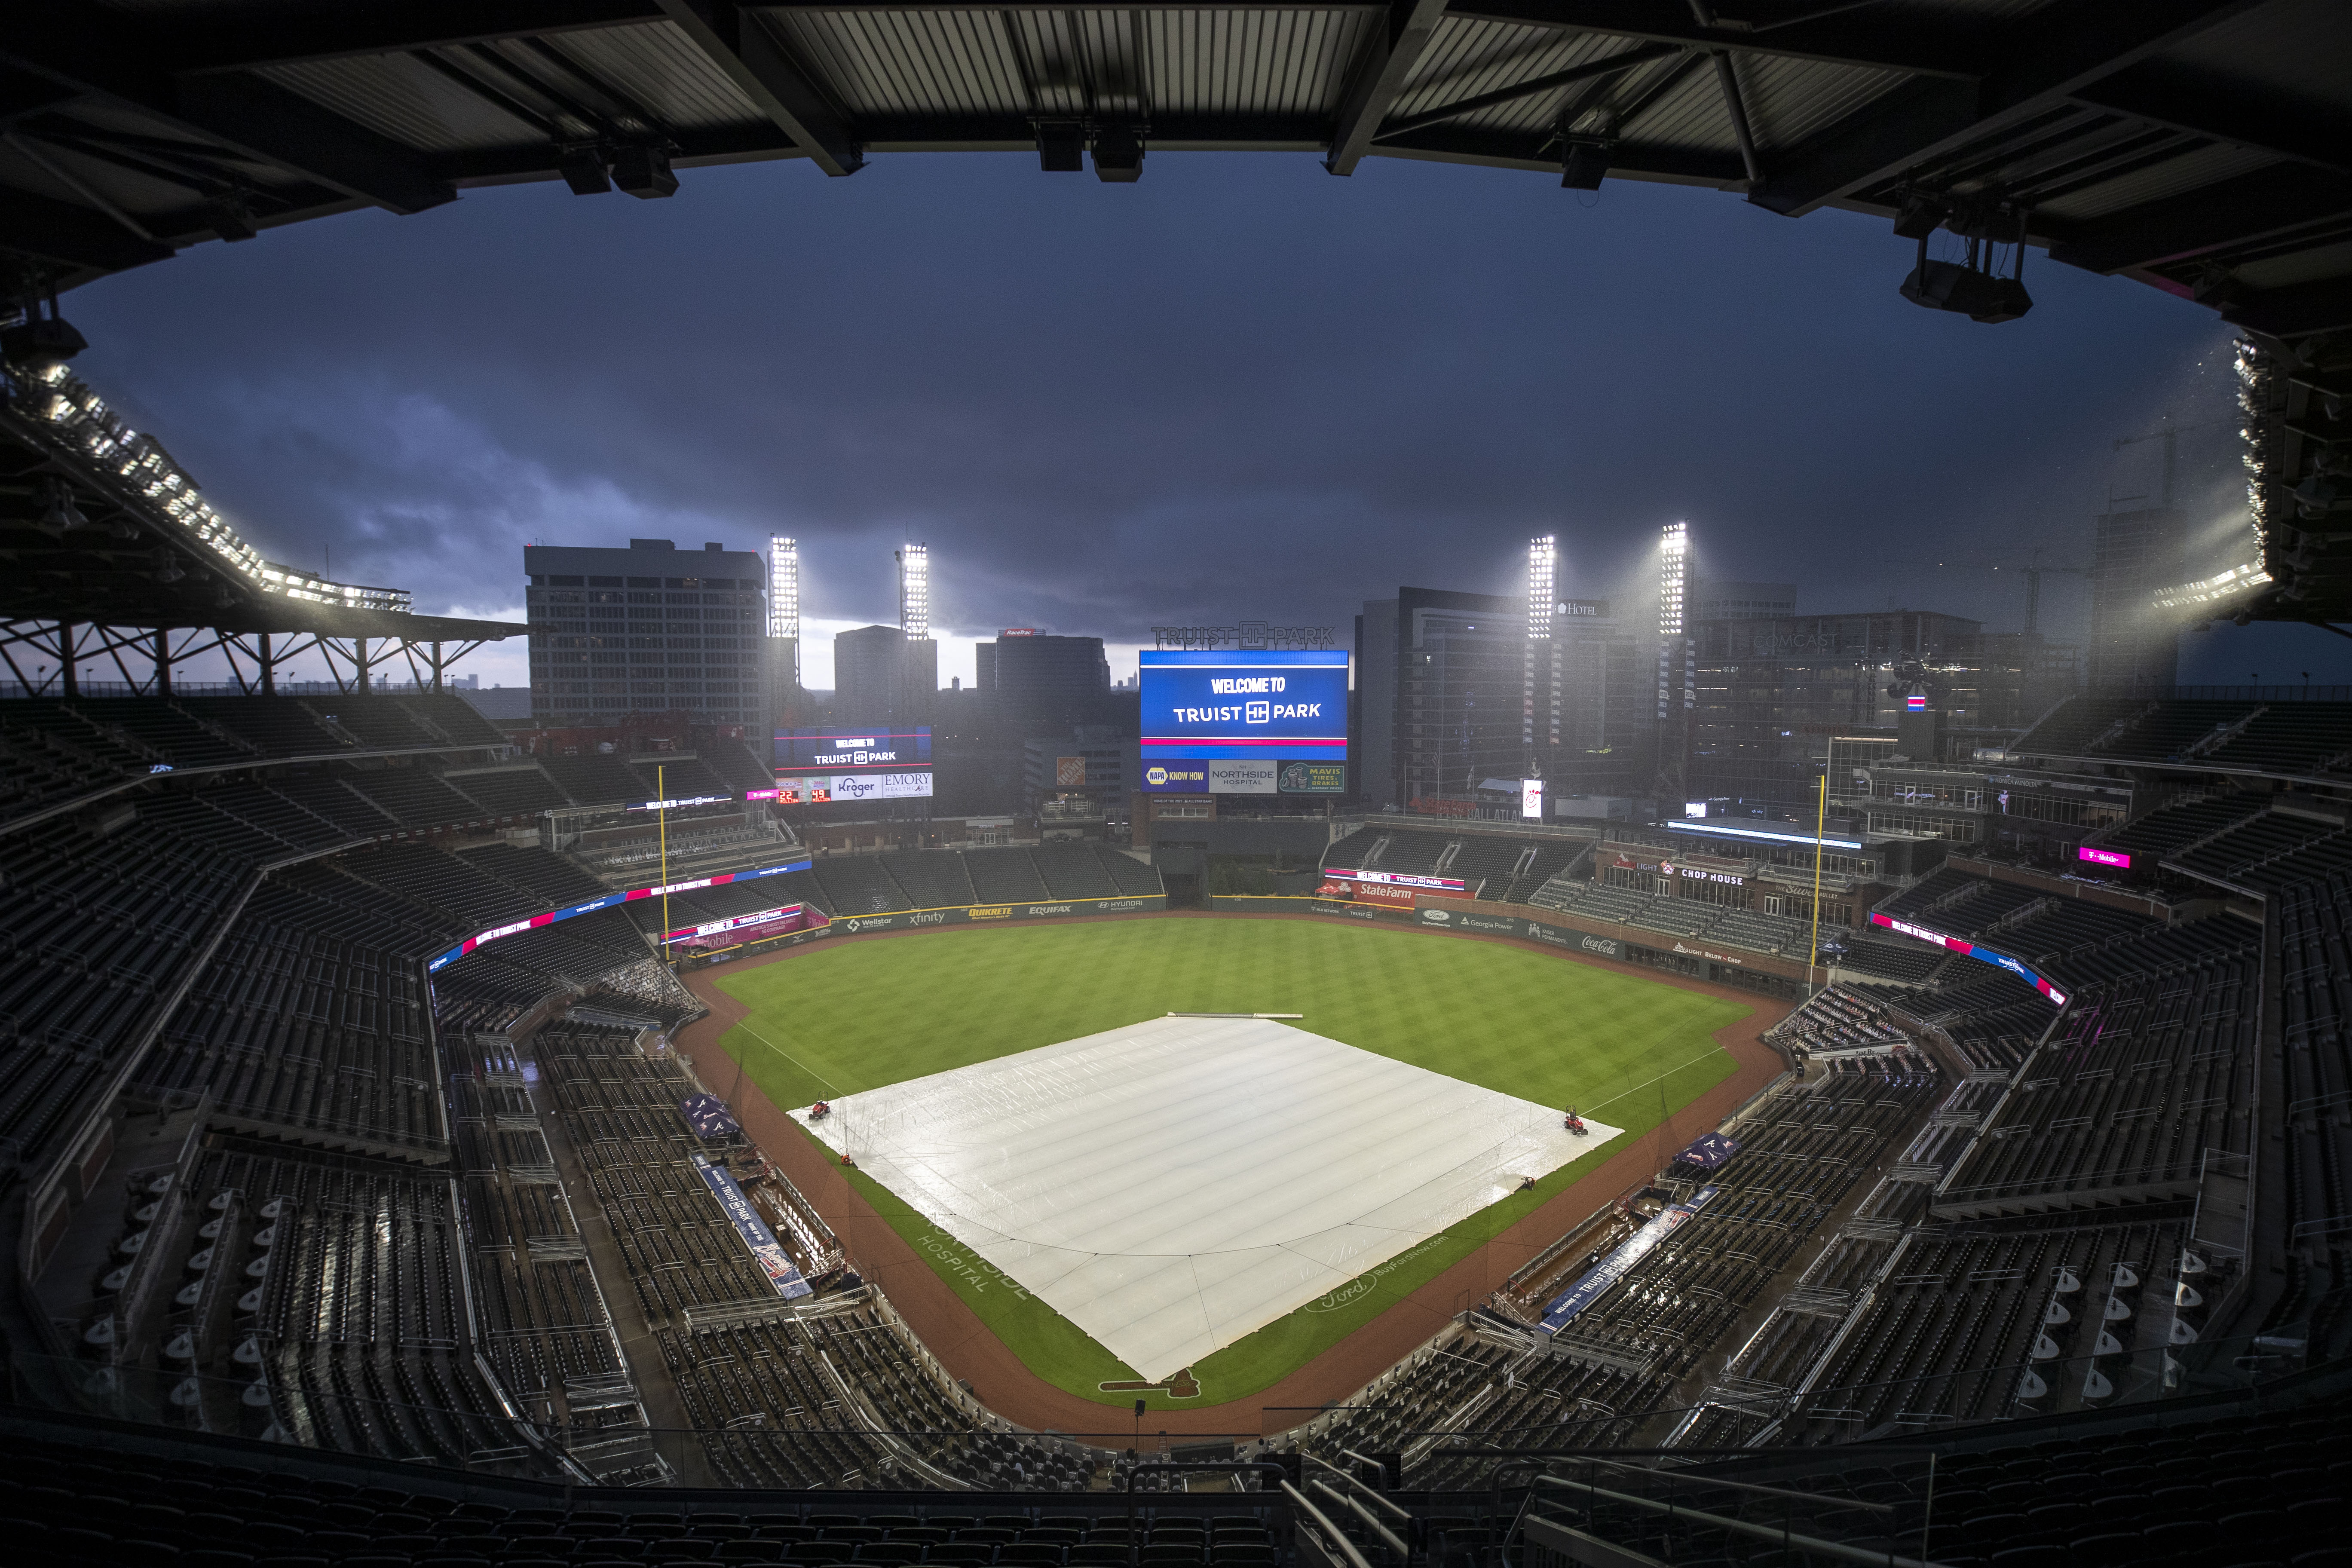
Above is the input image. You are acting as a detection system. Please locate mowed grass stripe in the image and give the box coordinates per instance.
[714,916,1749,1409]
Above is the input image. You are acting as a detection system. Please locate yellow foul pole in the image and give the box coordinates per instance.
[1807,771,1828,996]
[658,762,672,973]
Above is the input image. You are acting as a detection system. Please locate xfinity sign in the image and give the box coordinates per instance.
[1142,648,1348,761]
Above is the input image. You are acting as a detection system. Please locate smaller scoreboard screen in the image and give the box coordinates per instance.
[775,726,931,774]
[1140,649,1348,761]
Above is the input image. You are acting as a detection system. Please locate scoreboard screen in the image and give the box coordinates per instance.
[1139,649,1347,761]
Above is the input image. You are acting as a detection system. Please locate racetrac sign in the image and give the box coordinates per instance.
[426,856,814,973]
[1869,911,2069,1006]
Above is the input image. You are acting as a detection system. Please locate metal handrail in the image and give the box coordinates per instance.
[1529,1473,1950,1568]
[1309,1479,1411,1560]
[1331,1450,1416,1522]
[1568,1454,1895,1514]
[1281,1479,1378,1568]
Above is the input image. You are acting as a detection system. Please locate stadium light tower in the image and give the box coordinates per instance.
[765,535,801,743]
[1527,535,1557,639]
[768,535,799,643]
[896,543,930,640]
[1656,521,1691,799]
[1524,534,1557,757]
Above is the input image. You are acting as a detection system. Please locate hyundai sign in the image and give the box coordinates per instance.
[1140,649,1348,761]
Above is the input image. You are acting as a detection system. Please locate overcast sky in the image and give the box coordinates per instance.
[64,150,2352,691]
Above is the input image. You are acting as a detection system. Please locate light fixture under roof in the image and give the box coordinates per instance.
[1093,125,1143,183]
[3,312,88,368]
[42,478,89,534]
[611,145,677,199]
[557,147,612,196]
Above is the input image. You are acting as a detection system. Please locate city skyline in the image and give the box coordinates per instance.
[58,156,2346,694]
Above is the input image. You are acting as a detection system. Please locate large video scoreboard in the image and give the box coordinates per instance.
[1139,648,1347,792]
[768,726,933,803]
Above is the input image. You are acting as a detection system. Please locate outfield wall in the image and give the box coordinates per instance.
[678,893,1168,968]
[1210,892,1816,998]
[687,886,1810,997]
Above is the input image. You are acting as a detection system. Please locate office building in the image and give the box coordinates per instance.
[825,544,942,735]
[1023,732,1138,830]
[1693,580,1798,620]
[1356,582,1645,813]
[2089,506,2188,693]
[833,623,937,730]
[976,631,1112,729]
[524,538,767,726]
[1687,609,2077,804]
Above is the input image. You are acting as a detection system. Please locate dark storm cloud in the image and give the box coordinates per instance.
[59,150,2352,683]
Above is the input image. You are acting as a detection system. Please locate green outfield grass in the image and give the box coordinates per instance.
[712,915,1750,1414]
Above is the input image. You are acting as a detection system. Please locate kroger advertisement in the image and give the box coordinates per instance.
[774,771,934,804]
[1140,649,1348,761]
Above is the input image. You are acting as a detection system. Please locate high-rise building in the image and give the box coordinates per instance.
[1693,580,1798,620]
[975,631,1111,729]
[834,624,912,728]
[2089,506,2187,693]
[1689,609,2021,802]
[826,545,942,734]
[524,538,766,726]
[1355,582,1642,813]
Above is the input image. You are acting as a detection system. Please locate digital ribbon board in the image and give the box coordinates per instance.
[425,856,815,973]
[1869,911,2070,1006]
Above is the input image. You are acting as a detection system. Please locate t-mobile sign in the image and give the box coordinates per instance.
[2078,846,2132,869]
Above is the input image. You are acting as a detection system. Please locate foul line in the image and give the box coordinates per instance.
[735,1020,841,1095]
[1583,1044,1733,1117]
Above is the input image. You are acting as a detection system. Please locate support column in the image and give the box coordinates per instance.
[258,631,275,696]
[59,622,77,698]
[354,636,369,695]
[431,641,444,694]
[154,626,172,696]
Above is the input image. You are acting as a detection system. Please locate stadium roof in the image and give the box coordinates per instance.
[1,361,519,640]
[0,1,2347,344]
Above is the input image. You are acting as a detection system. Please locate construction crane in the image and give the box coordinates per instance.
[1931,547,2088,635]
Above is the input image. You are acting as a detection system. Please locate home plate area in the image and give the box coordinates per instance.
[796,1015,1620,1385]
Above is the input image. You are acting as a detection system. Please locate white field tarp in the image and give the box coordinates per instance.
[797,1015,1620,1380]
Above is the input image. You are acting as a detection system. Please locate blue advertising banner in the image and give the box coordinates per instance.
[1140,649,1348,761]
[1539,1185,1719,1334]
[692,1154,813,1299]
